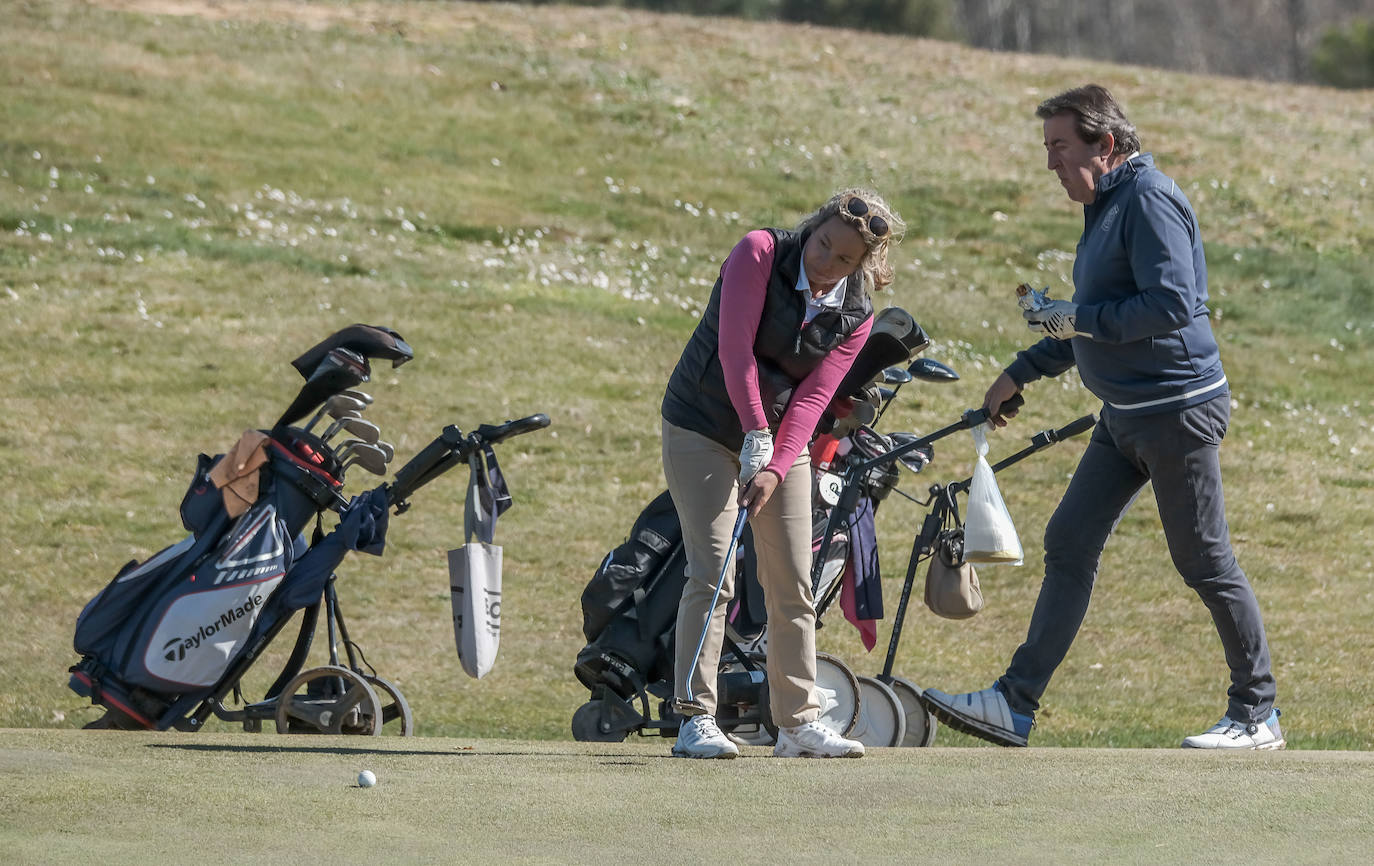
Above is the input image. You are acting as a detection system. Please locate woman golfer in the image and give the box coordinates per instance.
[661,189,903,758]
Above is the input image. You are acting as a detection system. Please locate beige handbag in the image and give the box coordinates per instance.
[924,528,984,619]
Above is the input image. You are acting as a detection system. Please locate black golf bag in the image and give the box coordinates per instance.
[571,426,911,735]
[574,492,763,700]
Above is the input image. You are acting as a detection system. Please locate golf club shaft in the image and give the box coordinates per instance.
[302,404,331,435]
[683,508,748,705]
[873,381,904,425]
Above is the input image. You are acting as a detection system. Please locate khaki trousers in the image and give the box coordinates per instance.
[663,420,820,727]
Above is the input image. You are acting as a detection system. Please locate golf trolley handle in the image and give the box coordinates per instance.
[386,413,550,510]
[475,412,551,446]
[810,394,1023,610]
[948,412,1097,495]
[842,393,1025,485]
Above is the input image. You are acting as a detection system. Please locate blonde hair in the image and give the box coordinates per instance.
[795,188,905,293]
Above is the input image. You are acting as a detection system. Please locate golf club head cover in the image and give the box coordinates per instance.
[831,307,930,404]
[275,347,372,429]
[290,324,415,379]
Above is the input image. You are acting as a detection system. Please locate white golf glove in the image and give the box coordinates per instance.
[738,429,774,485]
[1024,299,1088,340]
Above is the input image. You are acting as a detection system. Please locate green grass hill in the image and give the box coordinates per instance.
[2,0,1371,749]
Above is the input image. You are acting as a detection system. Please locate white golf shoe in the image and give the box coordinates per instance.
[773,720,865,758]
[919,684,1033,747]
[1181,708,1285,750]
[672,714,739,759]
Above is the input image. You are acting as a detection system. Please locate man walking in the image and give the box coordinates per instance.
[920,84,1282,750]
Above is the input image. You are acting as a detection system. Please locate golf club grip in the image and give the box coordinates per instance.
[475,413,551,446]
[1054,413,1097,441]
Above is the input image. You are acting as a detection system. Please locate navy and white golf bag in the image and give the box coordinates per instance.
[69,437,388,730]
[68,323,412,730]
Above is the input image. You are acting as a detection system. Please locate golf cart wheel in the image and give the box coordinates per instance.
[571,700,629,743]
[814,652,862,736]
[852,676,908,748]
[363,674,415,736]
[273,665,384,735]
[884,675,938,747]
[717,655,776,746]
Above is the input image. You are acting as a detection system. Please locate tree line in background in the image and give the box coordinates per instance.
[495,0,1374,87]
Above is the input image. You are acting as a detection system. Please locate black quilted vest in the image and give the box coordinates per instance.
[661,227,873,451]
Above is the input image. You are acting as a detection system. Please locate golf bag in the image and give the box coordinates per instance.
[68,325,414,731]
[69,443,389,730]
[70,322,551,734]
[574,492,762,702]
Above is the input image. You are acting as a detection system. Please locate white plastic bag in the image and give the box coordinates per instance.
[962,424,1024,565]
[449,449,508,679]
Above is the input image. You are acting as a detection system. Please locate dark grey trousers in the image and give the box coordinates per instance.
[998,395,1277,724]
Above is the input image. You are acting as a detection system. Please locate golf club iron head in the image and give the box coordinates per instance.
[341,443,389,477]
[339,388,374,405]
[889,432,934,473]
[335,416,380,445]
[321,408,364,442]
[304,393,368,435]
[374,440,395,462]
[333,439,366,462]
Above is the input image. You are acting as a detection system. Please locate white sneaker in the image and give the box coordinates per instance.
[1181,708,1285,750]
[672,714,739,759]
[773,720,865,758]
[919,684,1033,747]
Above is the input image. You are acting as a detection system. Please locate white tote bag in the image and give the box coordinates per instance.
[962,423,1024,565]
[449,445,511,679]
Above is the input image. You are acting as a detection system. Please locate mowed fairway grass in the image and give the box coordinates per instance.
[3,729,1373,863]
[2,0,1374,858]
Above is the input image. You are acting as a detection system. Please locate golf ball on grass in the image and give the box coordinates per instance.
[357,770,377,788]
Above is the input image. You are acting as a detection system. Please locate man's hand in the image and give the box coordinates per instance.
[739,468,780,517]
[982,372,1023,429]
[738,429,774,485]
[1024,299,1088,340]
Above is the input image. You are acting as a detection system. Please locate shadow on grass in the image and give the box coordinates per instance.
[144,742,675,762]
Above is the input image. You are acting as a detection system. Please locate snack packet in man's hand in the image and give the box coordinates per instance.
[1015,283,1050,313]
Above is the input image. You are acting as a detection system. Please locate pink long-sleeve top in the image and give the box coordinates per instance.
[718,230,872,482]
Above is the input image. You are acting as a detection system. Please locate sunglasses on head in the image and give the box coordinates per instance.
[844,196,890,238]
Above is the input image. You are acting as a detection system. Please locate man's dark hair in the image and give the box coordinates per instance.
[1036,84,1141,156]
